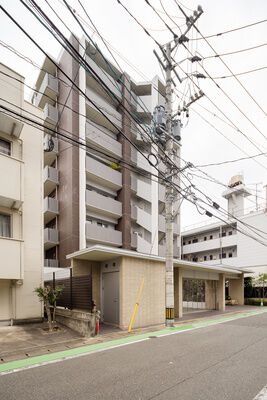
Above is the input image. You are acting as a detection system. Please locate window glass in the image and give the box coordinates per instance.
[0,139,11,156]
[0,214,11,237]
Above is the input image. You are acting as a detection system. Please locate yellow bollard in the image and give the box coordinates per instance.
[128,278,145,333]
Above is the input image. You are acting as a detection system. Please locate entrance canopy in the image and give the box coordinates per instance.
[67,244,245,278]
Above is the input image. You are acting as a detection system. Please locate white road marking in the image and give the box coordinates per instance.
[253,385,267,400]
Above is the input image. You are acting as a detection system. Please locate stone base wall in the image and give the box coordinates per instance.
[56,308,96,337]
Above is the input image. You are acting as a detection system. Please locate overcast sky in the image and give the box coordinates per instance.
[1,0,267,230]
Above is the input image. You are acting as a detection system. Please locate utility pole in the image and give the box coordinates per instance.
[153,6,203,327]
[165,42,175,326]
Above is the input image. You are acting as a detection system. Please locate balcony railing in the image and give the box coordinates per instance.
[86,222,122,247]
[86,156,122,190]
[44,197,59,224]
[44,228,59,250]
[86,190,122,219]
[43,135,58,166]
[43,165,59,197]
[86,121,122,158]
[34,73,58,109]
[43,104,58,127]
[44,259,59,268]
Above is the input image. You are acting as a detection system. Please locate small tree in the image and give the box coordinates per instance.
[35,285,63,331]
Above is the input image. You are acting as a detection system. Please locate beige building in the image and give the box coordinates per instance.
[0,63,43,325]
[68,245,244,330]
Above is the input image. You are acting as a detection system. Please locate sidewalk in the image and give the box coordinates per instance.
[0,306,263,367]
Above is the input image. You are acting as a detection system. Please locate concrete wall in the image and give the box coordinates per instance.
[0,64,43,324]
[205,280,216,310]
[229,274,244,305]
[14,101,43,321]
[119,256,165,330]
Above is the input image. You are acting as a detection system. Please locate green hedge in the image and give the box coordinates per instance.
[245,298,267,306]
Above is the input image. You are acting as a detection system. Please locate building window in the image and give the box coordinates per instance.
[222,253,226,259]
[0,213,11,238]
[229,253,232,258]
[192,238,198,243]
[209,255,213,260]
[204,236,207,241]
[228,231,232,236]
[222,232,226,237]
[183,242,185,246]
[188,240,191,244]
[210,235,213,240]
[193,257,198,262]
[0,138,11,156]
[204,256,207,261]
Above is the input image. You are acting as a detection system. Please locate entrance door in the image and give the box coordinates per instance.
[102,272,119,325]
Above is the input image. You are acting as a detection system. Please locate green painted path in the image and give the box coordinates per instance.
[0,309,266,375]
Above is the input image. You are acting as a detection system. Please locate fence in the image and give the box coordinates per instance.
[45,269,93,311]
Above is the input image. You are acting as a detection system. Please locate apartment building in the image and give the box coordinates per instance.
[32,35,180,270]
[181,175,267,277]
[0,63,43,325]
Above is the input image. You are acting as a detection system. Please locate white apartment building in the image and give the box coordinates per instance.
[0,63,43,325]
[32,35,180,270]
[182,176,267,277]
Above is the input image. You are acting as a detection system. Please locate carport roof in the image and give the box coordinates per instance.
[67,245,245,275]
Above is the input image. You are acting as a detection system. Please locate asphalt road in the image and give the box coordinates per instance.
[1,313,267,400]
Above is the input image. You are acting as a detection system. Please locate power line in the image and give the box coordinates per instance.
[211,65,267,79]
[203,42,267,59]
[175,3,267,117]
[116,0,267,170]
[5,3,267,247]
[195,151,267,168]
[188,18,267,41]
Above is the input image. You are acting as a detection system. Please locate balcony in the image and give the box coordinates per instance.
[131,233,151,254]
[131,205,152,232]
[158,214,179,235]
[44,228,59,250]
[86,121,122,158]
[86,55,122,100]
[0,112,23,138]
[0,237,23,279]
[182,234,238,255]
[0,153,23,209]
[44,259,59,268]
[131,147,138,165]
[86,88,122,129]
[43,135,58,166]
[86,190,122,219]
[137,151,152,173]
[43,165,59,197]
[131,123,148,143]
[86,222,122,247]
[86,156,122,191]
[43,104,58,127]
[136,95,152,114]
[131,175,153,203]
[159,184,165,203]
[44,197,59,224]
[158,244,179,258]
[34,73,58,109]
